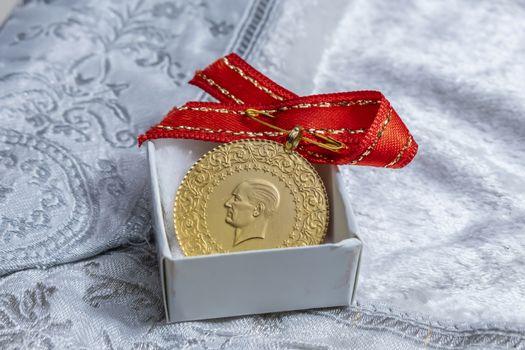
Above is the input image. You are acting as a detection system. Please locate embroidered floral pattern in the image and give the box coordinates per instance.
[83,245,163,324]
[0,283,72,349]
[0,0,243,274]
[3,0,519,349]
[152,2,183,19]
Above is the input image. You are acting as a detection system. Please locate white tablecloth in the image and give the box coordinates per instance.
[1,0,524,348]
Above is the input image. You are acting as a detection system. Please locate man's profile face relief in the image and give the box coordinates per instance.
[224,182,259,228]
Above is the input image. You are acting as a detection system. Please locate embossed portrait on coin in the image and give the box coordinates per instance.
[224,179,280,246]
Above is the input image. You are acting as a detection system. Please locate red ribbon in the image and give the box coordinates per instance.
[139,53,418,168]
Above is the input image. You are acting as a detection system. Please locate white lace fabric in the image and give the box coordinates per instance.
[0,0,524,349]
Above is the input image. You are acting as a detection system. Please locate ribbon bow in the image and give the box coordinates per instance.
[139,53,417,168]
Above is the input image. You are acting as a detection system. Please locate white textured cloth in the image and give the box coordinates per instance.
[251,0,525,325]
[0,0,524,349]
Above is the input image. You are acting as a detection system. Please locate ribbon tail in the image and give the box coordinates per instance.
[190,53,297,105]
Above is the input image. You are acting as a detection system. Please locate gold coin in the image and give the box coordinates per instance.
[174,139,329,256]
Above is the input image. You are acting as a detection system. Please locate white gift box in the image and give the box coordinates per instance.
[147,138,362,322]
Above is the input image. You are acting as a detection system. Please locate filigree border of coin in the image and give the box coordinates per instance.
[173,139,329,256]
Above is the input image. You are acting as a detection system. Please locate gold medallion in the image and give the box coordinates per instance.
[174,139,329,256]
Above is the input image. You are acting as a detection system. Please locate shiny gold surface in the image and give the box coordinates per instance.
[174,139,329,256]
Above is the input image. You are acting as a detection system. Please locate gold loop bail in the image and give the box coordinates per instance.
[285,126,303,152]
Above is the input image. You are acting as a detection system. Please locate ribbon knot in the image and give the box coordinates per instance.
[139,53,418,168]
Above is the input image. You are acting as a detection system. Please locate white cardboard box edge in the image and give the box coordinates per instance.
[147,140,362,322]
